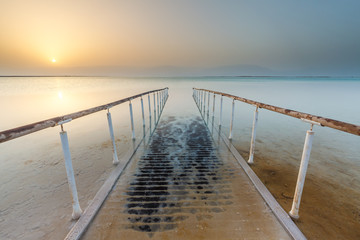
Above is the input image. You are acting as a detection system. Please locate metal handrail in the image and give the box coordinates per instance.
[193,88,360,136]
[0,87,169,143]
[0,87,169,221]
[193,87,359,221]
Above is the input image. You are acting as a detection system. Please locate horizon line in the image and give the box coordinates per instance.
[1,75,360,78]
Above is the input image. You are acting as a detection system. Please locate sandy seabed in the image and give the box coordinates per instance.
[235,147,360,240]
[0,136,133,240]
[1,135,359,240]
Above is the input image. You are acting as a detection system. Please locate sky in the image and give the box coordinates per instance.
[1,0,360,76]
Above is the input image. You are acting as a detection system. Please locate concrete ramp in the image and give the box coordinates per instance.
[81,116,292,239]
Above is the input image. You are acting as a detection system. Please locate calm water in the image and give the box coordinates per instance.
[0,76,359,239]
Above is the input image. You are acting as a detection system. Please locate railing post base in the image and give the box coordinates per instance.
[288,211,300,220]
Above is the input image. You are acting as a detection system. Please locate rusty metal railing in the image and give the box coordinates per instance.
[0,88,169,143]
[0,87,169,220]
[193,88,359,220]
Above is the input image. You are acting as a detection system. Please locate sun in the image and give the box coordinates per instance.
[52,58,56,63]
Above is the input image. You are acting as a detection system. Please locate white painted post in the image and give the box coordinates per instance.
[107,110,119,165]
[153,93,157,124]
[196,90,199,105]
[289,129,315,219]
[248,106,259,164]
[200,91,203,114]
[140,97,145,136]
[148,94,152,128]
[159,91,162,115]
[163,90,165,108]
[229,99,235,140]
[160,91,163,112]
[129,100,135,139]
[212,94,216,119]
[219,95,223,127]
[59,127,82,220]
[198,90,200,106]
[162,90,164,109]
[203,91,206,116]
[157,92,159,119]
[197,90,200,106]
[207,91,210,118]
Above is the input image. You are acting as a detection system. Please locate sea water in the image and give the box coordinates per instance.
[0,76,359,239]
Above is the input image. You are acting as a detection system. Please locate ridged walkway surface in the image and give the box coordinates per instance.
[81,115,291,240]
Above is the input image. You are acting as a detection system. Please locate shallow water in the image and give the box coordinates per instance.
[0,76,359,239]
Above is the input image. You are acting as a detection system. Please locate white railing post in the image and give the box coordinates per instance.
[200,91,203,110]
[106,110,119,165]
[207,92,211,116]
[59,123,82,220]
[160,91,163,112]
[198,90,200,105]
[197,90,200,106]
[229,99,235,140]
[157,92,159,119]
[129,100,135,140]
[289,121,318,219]
[212,93,216,120]
[219,95,223,127]
[153,93,157,124]
[140,97,145,135]
[203,91,206,115]
[162,90,164,110]
[163,90,166,108]
[148,94,152,128]
[248,106,259,164]
[196,90,199,105]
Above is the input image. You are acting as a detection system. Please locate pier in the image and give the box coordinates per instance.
[1,87,359,240]
[79,115,295,239]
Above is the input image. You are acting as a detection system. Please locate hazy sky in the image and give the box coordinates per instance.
[1,0,360,75]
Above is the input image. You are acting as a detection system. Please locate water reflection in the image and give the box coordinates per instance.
[57,91,63,100]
